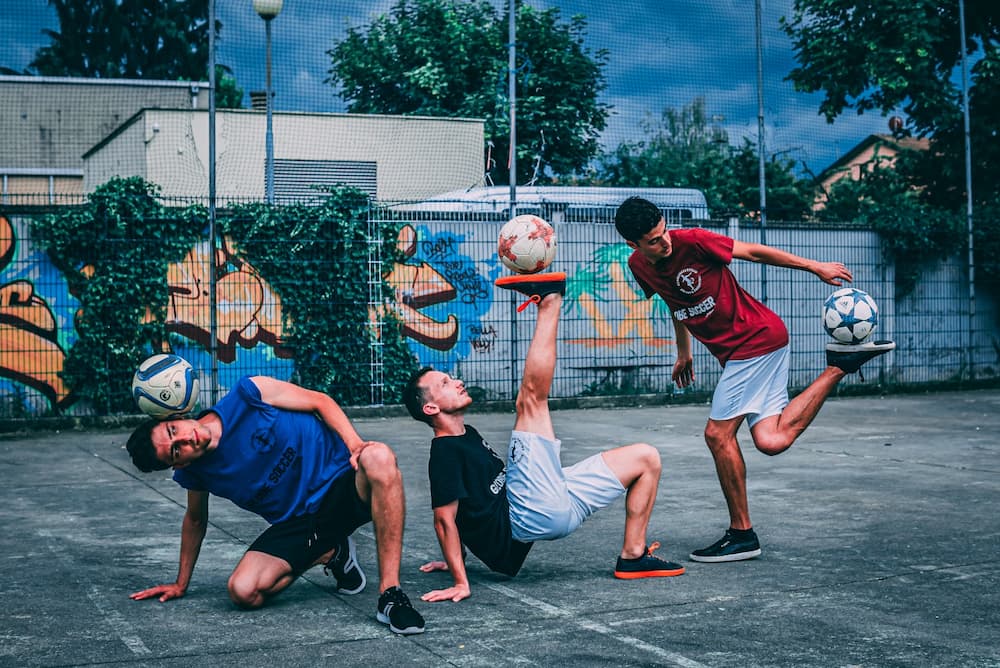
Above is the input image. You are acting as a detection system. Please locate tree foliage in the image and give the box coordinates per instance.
[781,0,1000,204]
[594,98,813,220]
[28,0,243,108]
[784,0,1000,304]
[220,192,417,406]
[327,0,609,185]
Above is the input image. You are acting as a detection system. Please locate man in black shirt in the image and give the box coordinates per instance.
[403,272,685,603]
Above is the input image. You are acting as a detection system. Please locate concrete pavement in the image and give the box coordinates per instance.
[1,390,998,667]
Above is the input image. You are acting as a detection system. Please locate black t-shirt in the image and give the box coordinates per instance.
[428,426,532,576]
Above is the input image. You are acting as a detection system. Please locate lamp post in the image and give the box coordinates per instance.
[253,0,282,204]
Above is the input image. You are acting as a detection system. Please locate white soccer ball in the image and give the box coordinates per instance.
[497,214,557,274]
[131,354,200,419]
[822,288,879,344]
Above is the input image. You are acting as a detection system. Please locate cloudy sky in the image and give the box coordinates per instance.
[5,0,894,175]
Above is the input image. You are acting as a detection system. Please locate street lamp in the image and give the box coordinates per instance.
[253,0,282,204]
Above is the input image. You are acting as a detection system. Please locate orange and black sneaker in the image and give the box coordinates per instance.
[614,542,686,579]
[495,272,566,312]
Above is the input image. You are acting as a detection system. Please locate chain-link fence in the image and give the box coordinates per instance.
[1,1,996,418]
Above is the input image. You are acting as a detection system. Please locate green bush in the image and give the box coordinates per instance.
[220,189,416,405]
[31,177,205,414]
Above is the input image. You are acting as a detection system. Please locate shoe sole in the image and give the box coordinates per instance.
[495,271,567,287]
[689,548,762,563]
[614,566,686,579]
[335,536,366,595]
[826,340,896,352]
[376,612,425,635]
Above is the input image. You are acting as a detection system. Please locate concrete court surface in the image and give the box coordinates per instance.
[1,389,998,668]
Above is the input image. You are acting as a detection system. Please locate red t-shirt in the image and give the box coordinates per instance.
[627,227,788,365]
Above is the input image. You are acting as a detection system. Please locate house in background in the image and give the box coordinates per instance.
[1,75,207,205]
[813,133,930,211]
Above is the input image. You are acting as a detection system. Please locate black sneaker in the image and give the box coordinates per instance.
[827,339,896,381]
[689,528,762,563]
[495,272,566,311]
[323,535,366,595]
[376,586,425,635]
[614,541,686,579]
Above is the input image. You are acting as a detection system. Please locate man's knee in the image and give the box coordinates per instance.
[227,573,264,609]
[751,432,791,457]
[703,423,733,453]
[357,442,400,482]
[633,442,661,474]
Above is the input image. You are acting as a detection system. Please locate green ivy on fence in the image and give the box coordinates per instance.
[220,189,416,406]
[31,177,417,414]
[30,177,205,414]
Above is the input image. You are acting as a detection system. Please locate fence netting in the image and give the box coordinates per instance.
[0,1,994,418]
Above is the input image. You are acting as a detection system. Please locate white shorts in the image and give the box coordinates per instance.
[505,431,625,542]
[710,345,790,428]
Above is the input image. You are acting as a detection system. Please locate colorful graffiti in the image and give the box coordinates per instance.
[377,224,495,369]
[0,216,71,407]
[1,216,293,414]
[565,243,673,349]
[159,237,290,363]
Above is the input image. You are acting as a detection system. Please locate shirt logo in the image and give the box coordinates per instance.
[676,268,701,295]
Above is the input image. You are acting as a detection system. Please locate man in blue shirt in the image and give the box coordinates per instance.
[125,375,424,635]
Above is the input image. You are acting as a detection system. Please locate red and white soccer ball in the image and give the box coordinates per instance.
[822,288,879,344]
[497,214,557,274]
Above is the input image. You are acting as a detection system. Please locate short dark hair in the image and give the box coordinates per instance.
[126,418,170,472]
[614,196,663,243]
[402,367,436,425]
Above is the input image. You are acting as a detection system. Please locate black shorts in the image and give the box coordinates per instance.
[247,470,372,574]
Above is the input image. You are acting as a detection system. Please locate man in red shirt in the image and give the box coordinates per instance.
[614,196,895,562]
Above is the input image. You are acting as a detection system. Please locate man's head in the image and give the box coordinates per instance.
[127,419,171,472]
[614,196,663,243]
[126,417,212,472]
[614,196,673,263]
[403,366,471,426]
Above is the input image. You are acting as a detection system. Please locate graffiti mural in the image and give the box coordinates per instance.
[378,224,495,369]
[1,215,295,415]
[0,216,72,408]
[159,237,291,363]
[565,242,674,349]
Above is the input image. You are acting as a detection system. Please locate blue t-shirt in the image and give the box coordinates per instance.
[173,377,352,524]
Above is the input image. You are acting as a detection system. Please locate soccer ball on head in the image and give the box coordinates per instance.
[497,214,556,274]
[132,354,200,419]
[822,288,879,344]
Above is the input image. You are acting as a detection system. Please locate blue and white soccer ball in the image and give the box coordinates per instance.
[131,354,200,419]
[822,288,879,345]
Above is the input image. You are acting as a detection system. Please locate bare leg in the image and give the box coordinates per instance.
[354,442,405,593]
[704,416,752,530]
[751,366,845,455]
[600,443,662,558]
[227,551,296,609]
[513,293,561,439]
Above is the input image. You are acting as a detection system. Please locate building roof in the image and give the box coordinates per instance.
[820,133,930,180]
[0,75,207,171]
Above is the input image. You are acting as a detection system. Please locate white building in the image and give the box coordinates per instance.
[84,109,485,204]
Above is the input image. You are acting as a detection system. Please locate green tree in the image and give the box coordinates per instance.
[28,0,243,108]
[818,165,964,297]
[327,0,609,185]
[782,0,1000,300]
[781,0,1000,204]
[595,98,813,220]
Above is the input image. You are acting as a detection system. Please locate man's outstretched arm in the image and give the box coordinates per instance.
[420,501,471,603]
[130,490,208,602]
[731,240,852,286]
